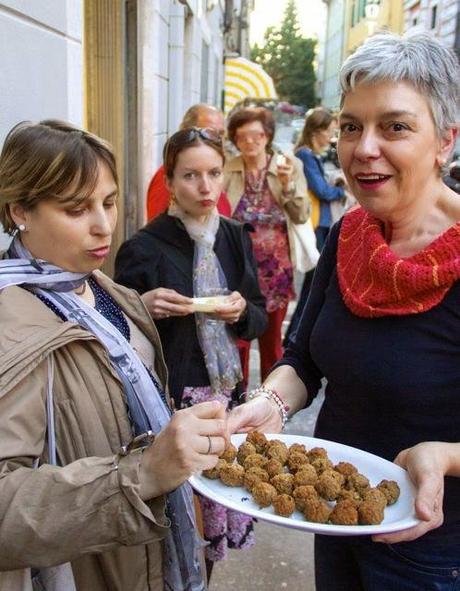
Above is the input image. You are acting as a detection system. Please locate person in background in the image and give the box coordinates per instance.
[296,107,346,250]
[228,33,460,591]
[115,127,267,580]
[0,119,227,591]
[146,103,231,220]
[284,107,348,344]
[224,107,309,381]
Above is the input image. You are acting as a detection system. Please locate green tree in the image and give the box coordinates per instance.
[251,0,317,108]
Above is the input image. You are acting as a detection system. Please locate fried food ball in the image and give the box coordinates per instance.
[252,482,277,508]
[315,470,343,501]
[345,473,370,495]
[219,463,245,487]
[265,458,284,478]
[289,443,307,455]
[294,464,318,487]
[308,447,328,462]
[246,431,268,454]
[271,473,295,495]
[329,499,359,525]
[334,461,358,477]
[377,480,400,505]
[311,456,334,475]
[303,498,331,524]
[293,485,319,512]
[202,458,227,480]
[358,500,385,525]
[266,441,289,465]
[273,494,296,517]
[363,488,387,509]
[336,488,362,506]
[267,438,284,448]
[244,467,269,492]
[237,441,256,465]
[219,442,237,463]
[287,451,310,473]
[243,453,268,471]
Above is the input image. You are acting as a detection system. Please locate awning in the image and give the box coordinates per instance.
[224,57,278,115]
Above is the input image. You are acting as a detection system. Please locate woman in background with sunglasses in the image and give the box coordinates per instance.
[115,127,267,577]
[224,107,309,381]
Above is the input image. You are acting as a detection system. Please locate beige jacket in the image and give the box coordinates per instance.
[223,153,310,224]
[0,272,171,591]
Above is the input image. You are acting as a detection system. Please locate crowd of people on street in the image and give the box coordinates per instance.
[0,31,459,591]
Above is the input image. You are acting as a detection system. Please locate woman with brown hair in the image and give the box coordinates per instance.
[224,107,309,380]
[284,107,349,343]
[295,106,347,250]
[115,127,267,577]
[0,119,226,591]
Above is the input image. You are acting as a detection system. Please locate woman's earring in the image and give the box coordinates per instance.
[170,193,176,204]
[18,224,26,232]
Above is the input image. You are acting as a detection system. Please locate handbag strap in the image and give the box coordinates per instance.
[46,355,57,466]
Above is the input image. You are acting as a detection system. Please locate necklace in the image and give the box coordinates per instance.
[75,282,87,296]
[246,164,268,205]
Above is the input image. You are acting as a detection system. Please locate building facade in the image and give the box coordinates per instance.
[321,0,347,110]
[0,0,237,268]
[344,0,404,56]
[403,0,460,57]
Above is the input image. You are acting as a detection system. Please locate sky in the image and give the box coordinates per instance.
[249,0,327,47]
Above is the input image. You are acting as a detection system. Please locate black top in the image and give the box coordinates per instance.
[114,214,267,405]
[281,220,460,535]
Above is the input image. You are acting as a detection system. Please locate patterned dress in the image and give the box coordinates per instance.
[181,386,255,562]
[232,162,294,312]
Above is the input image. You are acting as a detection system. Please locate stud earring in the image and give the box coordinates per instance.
[18,224,26,232]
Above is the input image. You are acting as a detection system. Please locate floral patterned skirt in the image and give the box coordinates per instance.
[181,385,255,562]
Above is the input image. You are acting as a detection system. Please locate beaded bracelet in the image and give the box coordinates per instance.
[247,386,290,429]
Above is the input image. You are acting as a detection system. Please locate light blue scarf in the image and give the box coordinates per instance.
[1,237,205,591]
[169,205,242,394]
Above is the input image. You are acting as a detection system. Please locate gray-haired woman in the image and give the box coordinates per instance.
[228,33,460,591]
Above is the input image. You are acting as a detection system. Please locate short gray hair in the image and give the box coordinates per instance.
[340,33,460,137]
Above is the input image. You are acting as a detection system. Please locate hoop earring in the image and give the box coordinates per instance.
[18,224,26,232]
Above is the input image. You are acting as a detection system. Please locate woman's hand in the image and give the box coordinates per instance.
[227,396,282,435]
[373,442,449,544]
[141,287,193,319]
[211,291,247,324]
[139,401,227,500]
[276,155,294,192]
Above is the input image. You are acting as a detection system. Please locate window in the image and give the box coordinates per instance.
[200,41,209,102]
[431,5,437,29]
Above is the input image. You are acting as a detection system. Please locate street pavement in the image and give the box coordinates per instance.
[210,292,325,591]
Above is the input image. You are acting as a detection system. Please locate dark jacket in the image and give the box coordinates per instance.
[114,214,267,404]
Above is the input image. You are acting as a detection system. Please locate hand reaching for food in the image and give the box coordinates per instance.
[139,401,227,500]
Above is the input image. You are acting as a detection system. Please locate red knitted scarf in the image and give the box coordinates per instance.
[337,207,460,318]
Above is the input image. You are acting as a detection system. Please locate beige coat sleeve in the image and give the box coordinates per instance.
[0,360,169,570]
[276,155,310,224]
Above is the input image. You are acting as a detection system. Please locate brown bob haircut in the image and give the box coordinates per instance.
[296,107,336,150]
[163,127,224,179]
[0,119,118,235]
[227,107,275,150]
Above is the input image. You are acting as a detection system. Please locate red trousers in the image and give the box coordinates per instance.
[237,305,288,386]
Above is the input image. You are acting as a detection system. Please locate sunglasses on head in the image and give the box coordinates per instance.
[169,127,223,146]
